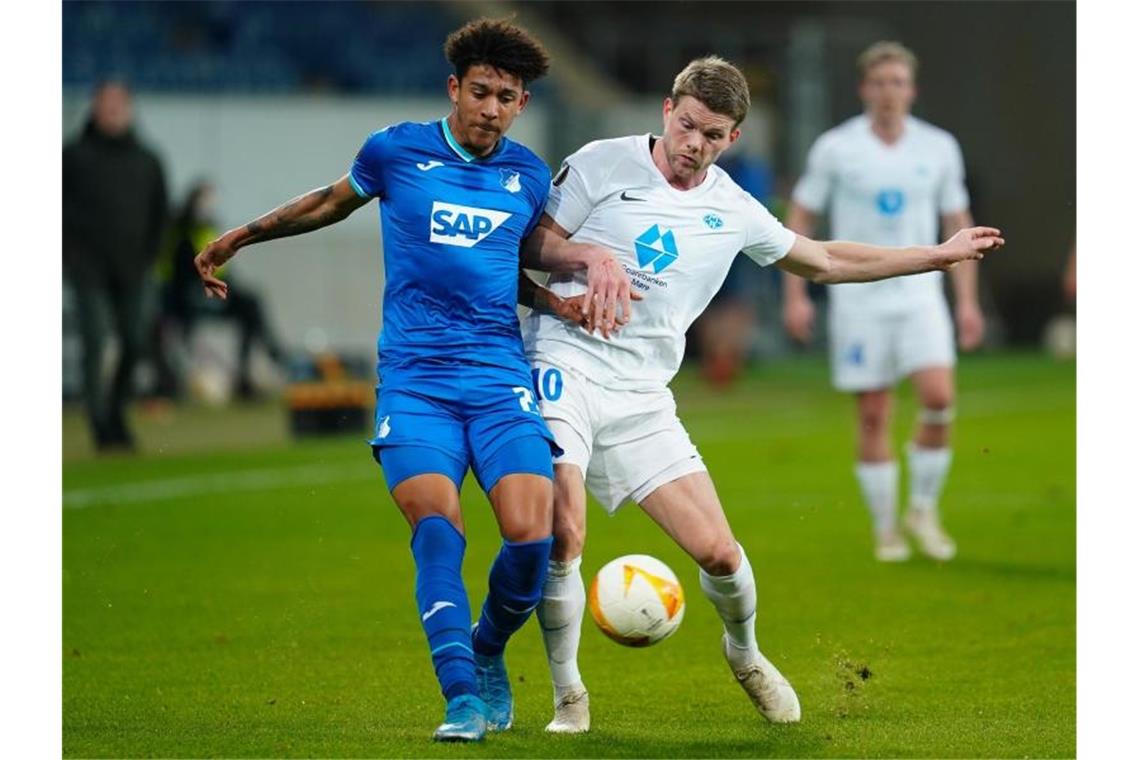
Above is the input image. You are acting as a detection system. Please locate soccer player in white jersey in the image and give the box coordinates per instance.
[782,42,982,563]
[516,56,1002,732]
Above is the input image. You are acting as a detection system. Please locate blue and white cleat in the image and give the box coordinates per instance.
[474,651,514,731]
[433,694,488,742]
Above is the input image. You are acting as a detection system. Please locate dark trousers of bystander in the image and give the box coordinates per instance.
[72,274,147,451]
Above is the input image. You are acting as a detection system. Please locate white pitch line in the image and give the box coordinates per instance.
[62,462,377,510]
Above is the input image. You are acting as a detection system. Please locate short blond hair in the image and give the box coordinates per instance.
[671,56,751,125]
[857,41,918,80]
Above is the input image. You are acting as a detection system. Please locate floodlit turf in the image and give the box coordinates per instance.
[62,353,1075,758]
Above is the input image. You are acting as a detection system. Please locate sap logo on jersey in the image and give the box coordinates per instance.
[429,202,512,248]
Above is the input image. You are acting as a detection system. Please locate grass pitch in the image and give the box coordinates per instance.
[62,354,1075,757]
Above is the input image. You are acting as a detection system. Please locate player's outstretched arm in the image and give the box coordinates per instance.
[776,226,1004,285]
[194,175,369,299]
[520,214,635,337]
[781,202,819,344]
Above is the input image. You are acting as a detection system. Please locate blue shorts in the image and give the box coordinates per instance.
[369,360,561,493]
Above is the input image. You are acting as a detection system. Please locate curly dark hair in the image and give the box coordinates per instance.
[443,18,551,86]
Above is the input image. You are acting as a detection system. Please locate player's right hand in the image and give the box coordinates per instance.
[194,235,237,300]
[582,250,635,339]
[934,226,1004,269]
[783,297,815,344]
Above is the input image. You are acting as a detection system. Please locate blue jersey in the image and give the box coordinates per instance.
[349,119,551,372]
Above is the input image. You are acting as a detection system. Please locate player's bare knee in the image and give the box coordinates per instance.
[490,475,553,542]
[552,512,585,560]
[392,480,461,530]
[924,396,954,416]
[499,502,553,542]
[696,538,740,576]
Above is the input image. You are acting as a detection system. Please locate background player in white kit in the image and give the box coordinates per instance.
[518,56,1002,733]
[782,42,982,563]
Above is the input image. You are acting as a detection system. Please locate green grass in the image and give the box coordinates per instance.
[62,353,1075,758]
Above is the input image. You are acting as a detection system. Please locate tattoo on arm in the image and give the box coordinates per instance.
[243,185,340,244]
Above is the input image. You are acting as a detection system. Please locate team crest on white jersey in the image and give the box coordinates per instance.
[500,169,522,193]
[429,201,512,247]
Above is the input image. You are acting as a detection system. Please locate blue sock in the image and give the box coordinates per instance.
[473,536,554,657]
[410,516,477,701]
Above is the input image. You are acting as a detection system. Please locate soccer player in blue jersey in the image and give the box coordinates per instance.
[193,18,627,743]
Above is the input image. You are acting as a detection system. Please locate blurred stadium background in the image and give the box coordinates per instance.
[61,1,1075,757]
[62,0,1075,405]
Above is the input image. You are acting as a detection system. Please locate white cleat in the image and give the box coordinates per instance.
[545,687,590,734]
[904,509,957,561]
[723,636,801,723]
[874,528,912,563]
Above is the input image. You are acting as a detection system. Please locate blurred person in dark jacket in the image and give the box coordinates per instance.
[63,80,168,451]
[154,181,287,400]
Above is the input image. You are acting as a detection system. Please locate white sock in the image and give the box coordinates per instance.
[907,444,953,512]
[536,557,585,698]
[699,543,759,664]
[855,460,899,536]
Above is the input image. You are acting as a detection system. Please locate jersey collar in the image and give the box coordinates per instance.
[861,113,911,148]
[439,118,503,163]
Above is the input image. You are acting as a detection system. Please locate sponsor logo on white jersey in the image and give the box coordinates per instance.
[429,202,512,247]
[634,224,680,273]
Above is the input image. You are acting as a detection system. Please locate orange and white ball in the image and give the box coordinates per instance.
[587,554,685,647]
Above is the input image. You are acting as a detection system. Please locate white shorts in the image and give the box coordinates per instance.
[531,361,706,513]
[828,299,956,392]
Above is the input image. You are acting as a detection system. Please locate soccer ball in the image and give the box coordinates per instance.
[587,554,685,647]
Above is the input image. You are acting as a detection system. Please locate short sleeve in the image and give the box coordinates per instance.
[938,136,970,214]
[545,149,603,235]
[741,194,797,267]
[791,135,835,213]
[349,128,392,199]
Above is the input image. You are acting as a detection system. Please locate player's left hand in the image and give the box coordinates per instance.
[956,301,985,350]
[194,233,239,299]
[582,249,636,338]
[555,294,592,330]
[933,226,1004,269]
[563,291,643,337]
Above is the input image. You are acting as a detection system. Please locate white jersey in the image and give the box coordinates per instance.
[523,134,795,391]
[793,114,970,314]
